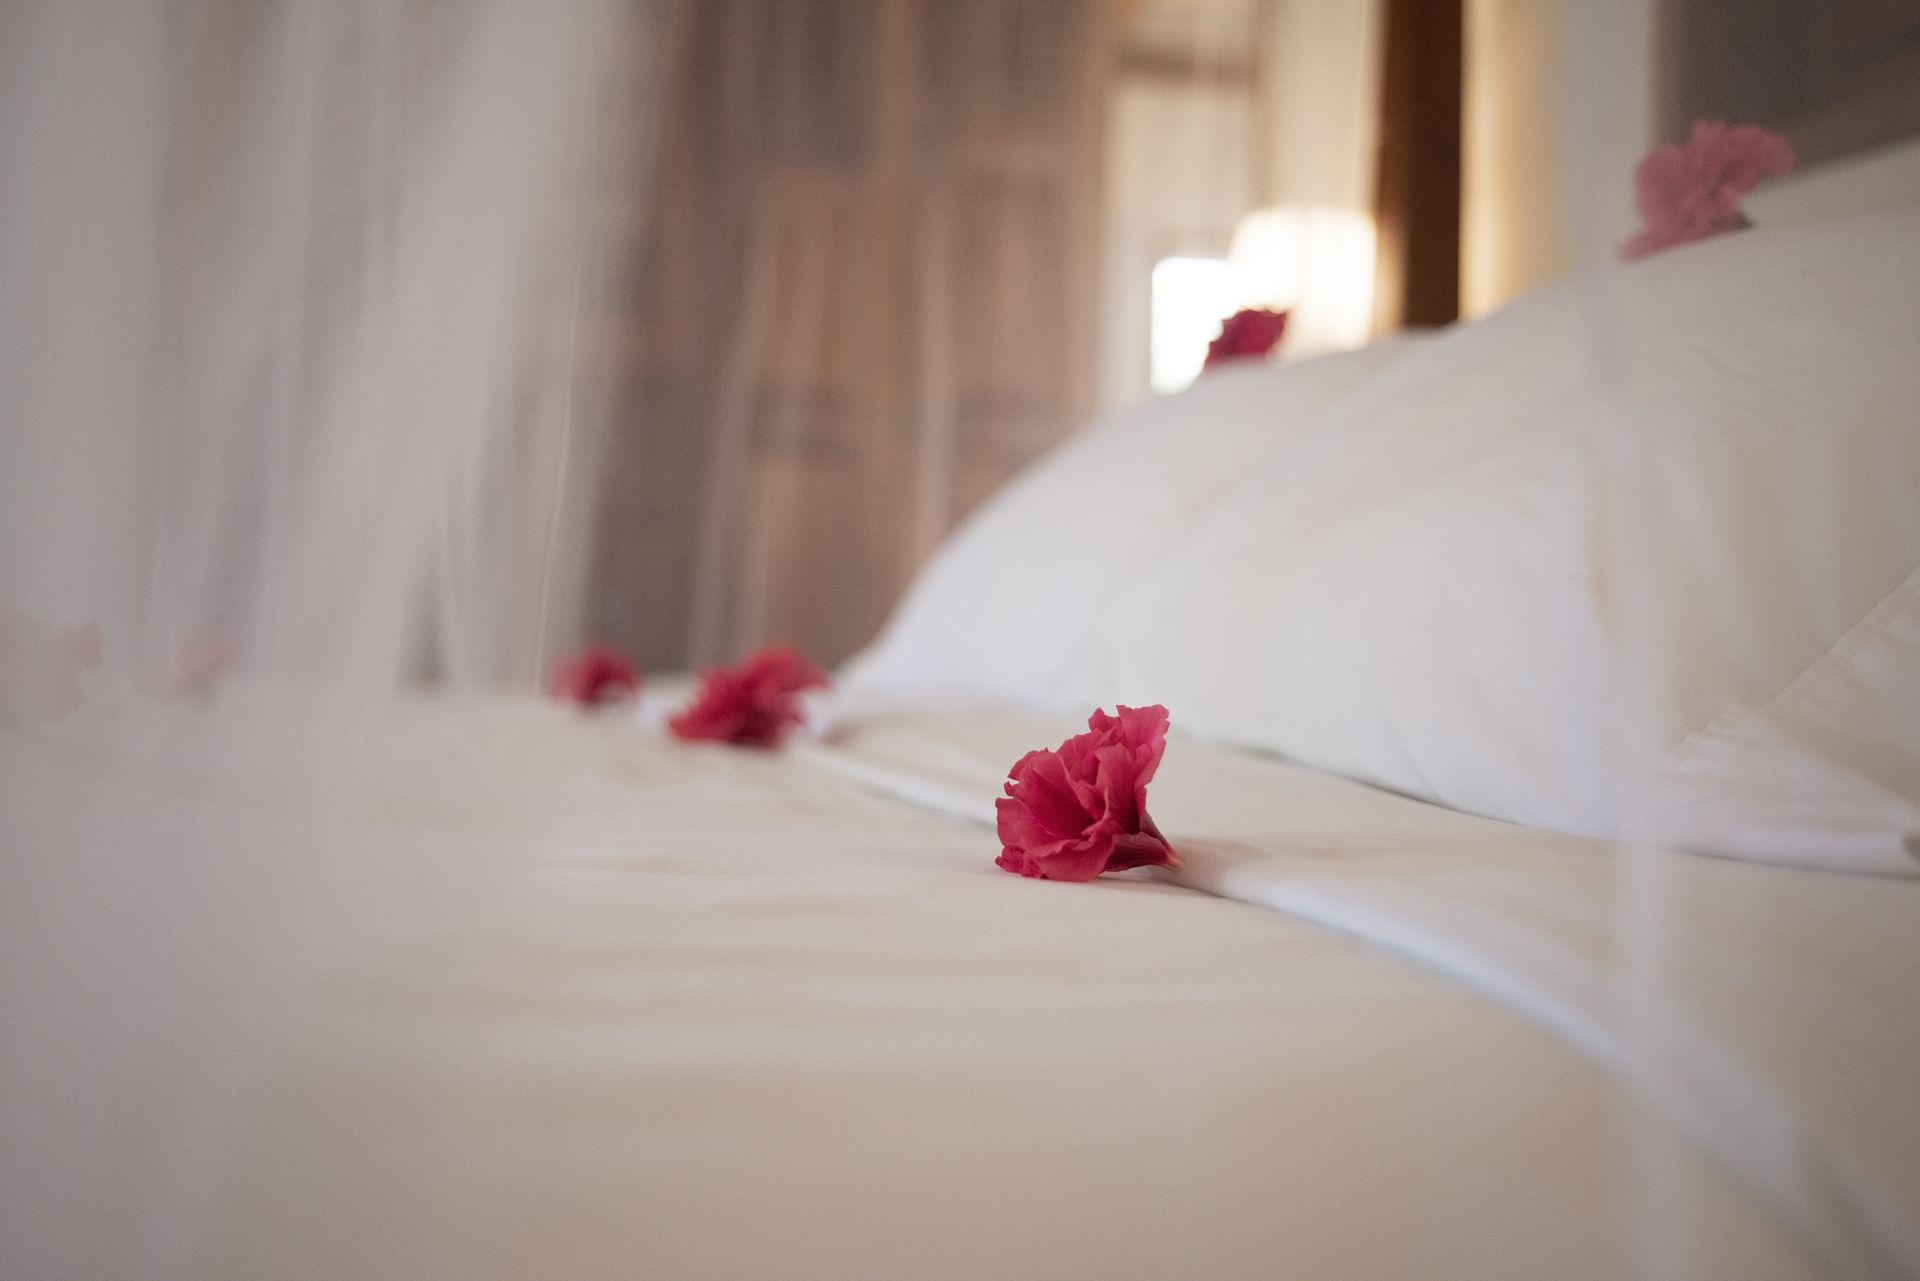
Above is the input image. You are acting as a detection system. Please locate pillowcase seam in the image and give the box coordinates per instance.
[1661,561,1920,774]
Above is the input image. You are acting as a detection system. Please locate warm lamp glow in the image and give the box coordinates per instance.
[1149,256,1239,394]
[1146,208,1377,397]
[1227,207,1377,356]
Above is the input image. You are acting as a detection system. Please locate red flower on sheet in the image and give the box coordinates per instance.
[549,645,640,707]
[669,644,828,747]
[0,603,101,725]
[1620,121,1795,261]
[1202,307,1289,372]
[994,704,1180,882]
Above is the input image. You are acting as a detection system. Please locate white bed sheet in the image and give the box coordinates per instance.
[810,699,1920,1278]
[3,689,1914,1280]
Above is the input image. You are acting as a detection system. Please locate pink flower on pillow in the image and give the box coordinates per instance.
[995,704,1181,882]
[670,644,828,747]
[0,603,100,725]
[1620,120,1795,261]
[1203,308,1289,372]
[549,645,640,707]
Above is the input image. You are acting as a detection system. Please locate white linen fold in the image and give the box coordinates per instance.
[803,701,1920,1280]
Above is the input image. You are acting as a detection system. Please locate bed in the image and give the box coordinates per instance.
[5,686,1914,1280]
[4,196,1919,1281]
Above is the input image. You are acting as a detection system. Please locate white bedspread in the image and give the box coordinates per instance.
[3,690,1915,1280]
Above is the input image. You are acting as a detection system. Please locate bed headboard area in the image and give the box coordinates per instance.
[1662,0,1920,221]
[1662,0,1920,166]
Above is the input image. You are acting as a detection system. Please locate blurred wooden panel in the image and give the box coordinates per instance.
[1373,0,1462,331]
[584,371,706,663]
[924,0,1078,135]
[582,0,1114,670]
[737,440,874,663]
[949,174,1068,404]
[753,170,877,393]
[752,0,879,166]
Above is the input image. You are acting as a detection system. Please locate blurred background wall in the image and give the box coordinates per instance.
[14,0,1898,687]
[584,0,1396,673]
[1461,0,1656,314]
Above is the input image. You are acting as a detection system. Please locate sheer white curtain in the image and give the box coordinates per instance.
[0,0,654,691]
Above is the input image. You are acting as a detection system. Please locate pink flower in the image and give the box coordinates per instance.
[1203,308,1289,372]
[549,645,640,707]
[167,630,237,700]
[1621,121,1795,261]
[669,644,828,747]
[994,704,1181,882]
[0,604,100,725]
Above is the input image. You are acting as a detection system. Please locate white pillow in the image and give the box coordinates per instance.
[841,339,1420,703]
[1071,206,1920,875]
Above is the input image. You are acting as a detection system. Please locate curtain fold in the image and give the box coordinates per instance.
[0,0,649,690]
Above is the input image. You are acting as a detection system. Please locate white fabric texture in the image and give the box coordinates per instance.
[850,206,1920,875]
[1638,565,1920,871]
[806,702,1920,1279]
[842,338,1422,704]
[12,689,1920,1280]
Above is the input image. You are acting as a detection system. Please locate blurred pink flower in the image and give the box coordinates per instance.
[670,644,827,747]
[1621,121,1795,261]
[994,704,1180,882]
[1203,307,1289,372]
[167,630,238,700]
[549,645,640,707]
[0,604,100,725]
